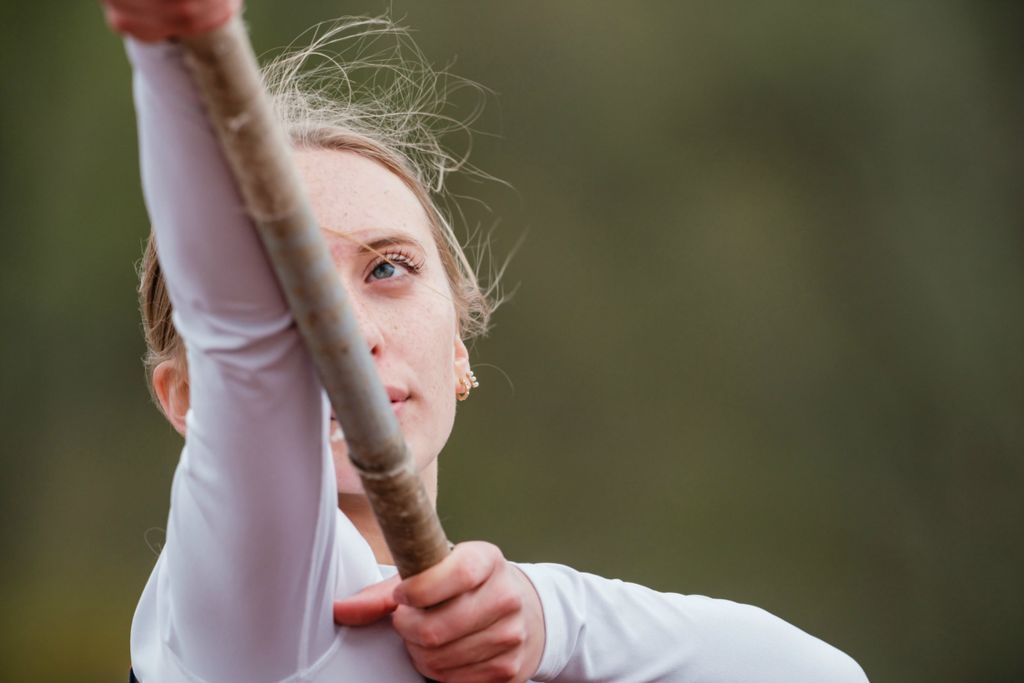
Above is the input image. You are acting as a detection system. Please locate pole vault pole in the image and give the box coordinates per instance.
[179,16,450,579]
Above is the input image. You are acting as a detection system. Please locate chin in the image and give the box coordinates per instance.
[331,439,438,496]
[332,444,368,494]
[337,482,366,496]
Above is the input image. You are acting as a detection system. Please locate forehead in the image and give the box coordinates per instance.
[292,147,433,244]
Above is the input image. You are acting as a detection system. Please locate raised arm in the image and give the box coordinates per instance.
[122,7,343,682]
[518,563,868,683]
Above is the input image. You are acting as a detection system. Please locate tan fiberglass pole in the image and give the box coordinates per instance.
[179,17,450,579]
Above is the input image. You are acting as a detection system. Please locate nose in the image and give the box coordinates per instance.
[347,292,383,356]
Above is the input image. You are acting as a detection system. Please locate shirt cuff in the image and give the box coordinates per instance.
[513,562,584,682]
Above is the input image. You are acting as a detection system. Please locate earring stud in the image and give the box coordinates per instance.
[456,370,479,401]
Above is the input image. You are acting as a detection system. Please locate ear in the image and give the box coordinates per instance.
[153,359,190,436]
[453,335,470,389]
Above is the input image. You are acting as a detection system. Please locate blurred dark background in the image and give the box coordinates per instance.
[1,1,1021,680]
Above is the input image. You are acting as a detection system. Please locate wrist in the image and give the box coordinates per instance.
[511,564,546,681]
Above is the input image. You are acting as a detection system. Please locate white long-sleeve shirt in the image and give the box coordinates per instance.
[516,564,867,682]
[126,37,867,683]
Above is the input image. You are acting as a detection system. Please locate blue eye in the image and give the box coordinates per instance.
[365,249,423,283]
[370,261,397,280]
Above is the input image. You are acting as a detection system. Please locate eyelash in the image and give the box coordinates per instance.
[366,249,424,282]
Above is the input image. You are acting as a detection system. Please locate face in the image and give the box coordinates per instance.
[294,148,469,494]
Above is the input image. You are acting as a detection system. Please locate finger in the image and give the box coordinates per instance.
[103,0,238,39]
[102,5,200,42]
[406,613,526,674]
[103,7,174,41]
[333,574,401,626]
[392,571,522,647]
[173,0,240,36]
[396,541,503,609]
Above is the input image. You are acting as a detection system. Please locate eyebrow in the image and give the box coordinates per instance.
[321,227,427,257]
[356,235,426,255]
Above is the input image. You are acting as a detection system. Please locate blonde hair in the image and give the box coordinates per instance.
[140,17,497,389]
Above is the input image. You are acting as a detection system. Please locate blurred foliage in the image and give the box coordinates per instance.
[1,1,1021,681]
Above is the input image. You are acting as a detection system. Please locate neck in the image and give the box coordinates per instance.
[338,461,439,565]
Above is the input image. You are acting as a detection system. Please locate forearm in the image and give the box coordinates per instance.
[517,562,868,683]
[129,37,291,353]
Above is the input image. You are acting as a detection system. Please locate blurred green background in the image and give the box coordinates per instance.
[1,1,1021,681]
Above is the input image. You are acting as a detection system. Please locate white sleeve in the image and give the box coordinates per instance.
[517,563,868,683]
[127,39,340,683]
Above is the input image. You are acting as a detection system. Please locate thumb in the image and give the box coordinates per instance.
[333,574,402,626]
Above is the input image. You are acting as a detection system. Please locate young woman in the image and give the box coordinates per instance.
[105,1,869,681]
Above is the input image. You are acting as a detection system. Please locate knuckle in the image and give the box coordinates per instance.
[455,559,482,588]
[468,540,503,566]
[483,542,504,562]
[169,0,207,30]
[414,661,443,682]
[406,645,433,669]
[420,648,449,672]
[401,577,434,609]
[407,648,441,678]
[461,542,501,574]
[399,584,426,608]
[493,621,526,648]
[391,606,414,633]
[414,621,446,648]
[506,624,527,648]
[488,657,518,680]
[495,590,524,615]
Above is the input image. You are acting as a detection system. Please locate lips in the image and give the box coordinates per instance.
[387,386,409,415]
[330,386,409,422]
[384,386,411,404]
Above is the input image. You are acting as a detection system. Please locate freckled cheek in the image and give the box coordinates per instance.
[405,324,456,396]
[398,299,457,397]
